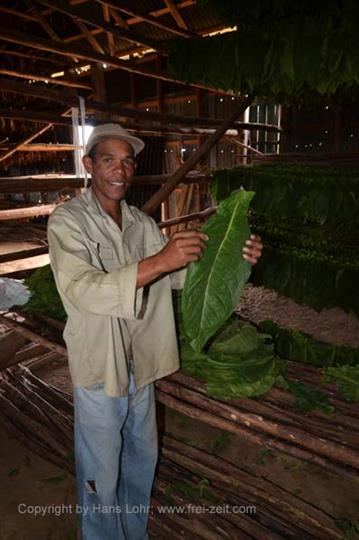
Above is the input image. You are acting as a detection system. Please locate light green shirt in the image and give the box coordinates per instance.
[48,188,182,397]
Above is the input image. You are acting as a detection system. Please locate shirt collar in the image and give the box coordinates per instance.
[84,187,135,231]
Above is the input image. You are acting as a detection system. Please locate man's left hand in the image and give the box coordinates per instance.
[242,234,263,265]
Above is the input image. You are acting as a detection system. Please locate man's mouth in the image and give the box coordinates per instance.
[109,181,126,187]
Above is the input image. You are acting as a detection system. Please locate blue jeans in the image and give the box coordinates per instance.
[73,372,158,540]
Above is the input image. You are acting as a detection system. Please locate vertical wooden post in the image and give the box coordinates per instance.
[196,88,205,164]
[130,54,137,109]
[91,63,109,122]
[279,105,292,153]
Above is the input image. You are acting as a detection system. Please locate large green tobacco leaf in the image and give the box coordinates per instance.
[182,189,254,351]
[25,265,67,321]
[179,318,285,399]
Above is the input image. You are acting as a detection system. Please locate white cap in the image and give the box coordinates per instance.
[85,123,145,156]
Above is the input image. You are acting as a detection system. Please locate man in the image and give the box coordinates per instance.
[48,123,262,540]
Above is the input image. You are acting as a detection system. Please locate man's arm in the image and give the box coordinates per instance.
[136,230,207,289]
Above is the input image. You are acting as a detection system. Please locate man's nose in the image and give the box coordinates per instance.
[113,159,125,172]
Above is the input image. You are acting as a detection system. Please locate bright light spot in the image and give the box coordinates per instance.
[103,63,108,68]
[350,133,354,138]
[77,125,94,147]
[187,100,191,104]
[204,26,237,37]
[325,106,329,110]
[219,98,224,102]
[324,130,328,134]
[145,107,150,112]
[51,71,65,78]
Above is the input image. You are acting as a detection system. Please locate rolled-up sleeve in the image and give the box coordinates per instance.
[48,209,143,319]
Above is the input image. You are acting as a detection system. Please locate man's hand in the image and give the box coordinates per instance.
[156,230,208,273]
[242,234,263,265]
[136,230,207,288]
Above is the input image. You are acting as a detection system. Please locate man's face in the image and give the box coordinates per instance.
[82,138,136,204]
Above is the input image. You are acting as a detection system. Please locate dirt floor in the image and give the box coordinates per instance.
[0,426,77,540]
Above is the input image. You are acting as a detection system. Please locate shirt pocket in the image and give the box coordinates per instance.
[86,239,116,272]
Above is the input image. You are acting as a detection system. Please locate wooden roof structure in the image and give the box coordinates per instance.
[0,0,239,169]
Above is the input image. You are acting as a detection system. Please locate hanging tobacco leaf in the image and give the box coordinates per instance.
[182,188,254,351]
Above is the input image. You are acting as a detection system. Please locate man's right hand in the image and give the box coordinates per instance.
[136,230,208,289]
[156,230,208,273]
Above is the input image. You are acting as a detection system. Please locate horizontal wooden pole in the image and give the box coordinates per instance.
[0,78,237,127]
[158,206,217,229]
[0,105,281,133]
[0,247,48,264]
[0,109,73,126]
[0,69,91,90]
[0,174,211,193]
[0,204,59,221]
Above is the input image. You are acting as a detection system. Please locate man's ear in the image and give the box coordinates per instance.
[82,155,93,174]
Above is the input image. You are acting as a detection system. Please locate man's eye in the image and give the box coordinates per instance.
[123,157,135,167]
[103,157,113,163]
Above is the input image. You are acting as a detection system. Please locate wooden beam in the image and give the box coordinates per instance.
[0,124,54,163]
[17,144,81,152]
[0,109,72,125]
[0,69,91,90]
[37,0,165,53]
[0,107,278,139]
[158,206,217,229]
[73,20,105,54]
[0,105,72,163]
[141,96,253,215]
[0,6,37,22]
[0,78,238,127]
[163,0,188,30]
[109,7,128,28]
[0,247,48,264]
[0,204,58,221]
[0,174,211,193]
[102,4,116,56]
[91,63,109,122]
[25,0,62,42]
[0,48,64,65]
[96,0,196,38]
